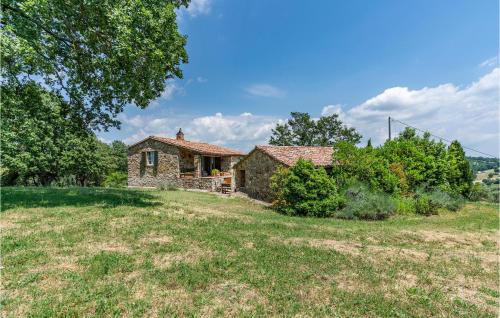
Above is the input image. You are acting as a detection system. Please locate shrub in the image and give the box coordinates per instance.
[393,196,416,215]
[414,188,465,215]
[270,159,342,217]
[414,194,438,216]
[468,183,489,201]
[103,172,127,188]
[211,169,220,176]
[426,189,465,211]
[332,141,401,194]
[336,183,396,220]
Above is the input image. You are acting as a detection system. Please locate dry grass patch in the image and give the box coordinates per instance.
[29,255,80,273]
[140,233,173,245]
[83,241,132,254]
[165,201,253,222]
[406,230,499,248]
[200,280,266,317]
[280,237,364,256]
[153,242,213,269]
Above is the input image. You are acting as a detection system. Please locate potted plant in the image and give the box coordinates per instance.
[211,168,220,176]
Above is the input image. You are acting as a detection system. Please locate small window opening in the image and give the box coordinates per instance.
[146,151,155,166]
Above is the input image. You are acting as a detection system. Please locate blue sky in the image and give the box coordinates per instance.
[98,0,499,155]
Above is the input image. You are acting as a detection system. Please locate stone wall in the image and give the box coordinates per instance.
[178,177,223,191]
[234,150,281,202]
[220,155,243,190]
[179,149,195,172]
[128,139,180,187]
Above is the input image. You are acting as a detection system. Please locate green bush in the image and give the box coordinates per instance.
[470,183,499,203]
[332,141,401,194]
[336,183,395,220]
[393,196,416,215]
[427,189,465,211]
[270,159,343,217]
[414,188,465,215]
[103,172,127,188]
[210,168,220,176]
[414,194,438,216]
[468,183,489,201]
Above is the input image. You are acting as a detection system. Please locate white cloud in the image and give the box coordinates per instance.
[110,69,499,155]
[245,84,285,98]
[119,114,145,128]
[160,80,178,100]
[479,56,498,68]
[185,0,212,17]
[196,76,208,83]
[332,68,499,155]
[321,104,345,118]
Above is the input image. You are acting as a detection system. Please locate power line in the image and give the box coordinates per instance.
[389,117,498,158]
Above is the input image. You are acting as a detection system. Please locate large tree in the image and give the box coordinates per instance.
[269,112,362,146]
[1,81,126,186]
[1,82,75,185]
[379,128,450,191]
[1,0,189,129]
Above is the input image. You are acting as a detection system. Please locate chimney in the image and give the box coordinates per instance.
[176,128,185,141]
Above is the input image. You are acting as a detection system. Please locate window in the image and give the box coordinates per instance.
[201,156,222,176]
[146,151,155,166]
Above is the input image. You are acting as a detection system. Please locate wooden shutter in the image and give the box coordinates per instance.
[154,151,159,166]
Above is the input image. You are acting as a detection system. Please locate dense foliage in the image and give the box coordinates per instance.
[332,128,473,196]
[1,83,128,186]
[331,141,400,194]
[378,129,453,192]
[269,112,362,146]
[273,127,480,219]
[270,159,343,217]
[103,172,128,188]
[2,0,189,129]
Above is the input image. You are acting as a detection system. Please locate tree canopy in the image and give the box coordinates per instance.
[1,0,189,129]
[1,82,128,186]
[269,112,362,146]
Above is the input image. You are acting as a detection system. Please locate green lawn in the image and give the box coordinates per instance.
[1,187,499,317]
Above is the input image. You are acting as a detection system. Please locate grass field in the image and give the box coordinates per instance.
[1,187,499,317]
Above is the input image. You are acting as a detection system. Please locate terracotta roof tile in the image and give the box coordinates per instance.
[139,136,245,156]
[256,145,333,167]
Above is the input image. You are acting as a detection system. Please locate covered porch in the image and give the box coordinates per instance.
[178,149,233,192]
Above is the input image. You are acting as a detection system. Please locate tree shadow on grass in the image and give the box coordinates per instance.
[1,187,163,211]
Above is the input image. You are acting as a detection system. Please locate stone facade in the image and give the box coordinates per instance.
[179,149,195,173]
[234,150,281,202]
[178,177,223,191]
[128,138,243,191]
[128,139,181,187]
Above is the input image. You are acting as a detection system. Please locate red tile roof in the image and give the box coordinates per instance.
[130,136,245,156]
[255,145,334,167]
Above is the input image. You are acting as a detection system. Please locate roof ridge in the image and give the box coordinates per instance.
[252,145,334,167]
[130,135,245,156]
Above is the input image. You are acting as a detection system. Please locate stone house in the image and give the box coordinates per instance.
[128,129,245,191]
[233,145,334,202]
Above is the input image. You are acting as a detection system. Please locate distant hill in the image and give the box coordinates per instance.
[467,156,499,174]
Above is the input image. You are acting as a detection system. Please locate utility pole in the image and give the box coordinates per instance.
[388,116,391,141]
